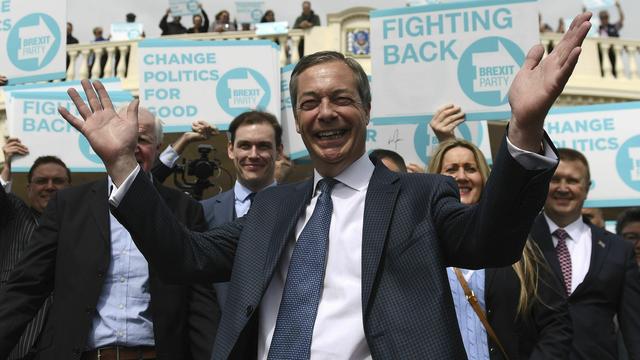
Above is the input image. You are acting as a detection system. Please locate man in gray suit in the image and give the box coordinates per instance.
[58,12,592,359]
[201,111,283,310]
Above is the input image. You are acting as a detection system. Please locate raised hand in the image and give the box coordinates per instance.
[58,79,139,185]
[430,104,465,142]
[508,12,592,152]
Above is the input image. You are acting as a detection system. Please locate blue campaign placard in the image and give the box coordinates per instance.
[1,0,66,84]
[369,0,539,122]
[138,39,280,133]
[546,102,640,207]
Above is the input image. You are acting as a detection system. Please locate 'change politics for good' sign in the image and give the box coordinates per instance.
[139,39,280,132]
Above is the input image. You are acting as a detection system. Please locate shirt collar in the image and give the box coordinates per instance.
[312,152,375,193]
[234,180,276,202]
[544,213,589,242]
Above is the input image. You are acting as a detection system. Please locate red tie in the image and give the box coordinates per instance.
[554,228,572,296]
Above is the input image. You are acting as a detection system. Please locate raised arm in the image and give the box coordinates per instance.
[429,104,465,142]
[58,80,138,186]
[507,12,591,152]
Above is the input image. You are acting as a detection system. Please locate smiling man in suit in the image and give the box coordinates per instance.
[530,148,640,359]
[0,107,217,360]
[58,12,593,359]
[201,111,283,310]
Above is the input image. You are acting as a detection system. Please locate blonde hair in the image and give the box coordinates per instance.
[428,139,545,316]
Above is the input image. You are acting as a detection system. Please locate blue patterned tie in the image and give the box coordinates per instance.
[268,178,338,359]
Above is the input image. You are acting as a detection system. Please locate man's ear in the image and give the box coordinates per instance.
[227,142,235,159]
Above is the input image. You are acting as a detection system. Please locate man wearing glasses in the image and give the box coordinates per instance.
[0,145,71,360]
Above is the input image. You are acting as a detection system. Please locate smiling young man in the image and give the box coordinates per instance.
[200,111,283,311]
[57,12,594,358]
[530,148,640,358]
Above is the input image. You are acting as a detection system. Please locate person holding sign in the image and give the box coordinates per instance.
[57,12,592,359]
[187,3,209,33]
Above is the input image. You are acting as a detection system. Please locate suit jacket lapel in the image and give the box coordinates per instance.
[90,179,111,249]
[217,190,235,221]
[262,179,313,285]
[531,214,564,284]
[362,164,399,313]
[572,224,610,296]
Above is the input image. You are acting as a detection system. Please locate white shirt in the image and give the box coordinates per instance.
[110,136,557,358]
[259,153,374,360]
[544,214,592,294]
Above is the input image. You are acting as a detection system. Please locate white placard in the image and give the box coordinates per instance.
[255,22,289,36]
[7,91,133,172]
[583,0,615,10]
[138,39,280,133]
[169,0,201,17]
[545,102,640,207]
[370,0,539,122]
[110,22,144,41]
[235,1,265,24]
[0,0,66,84]
[280,64,308,160]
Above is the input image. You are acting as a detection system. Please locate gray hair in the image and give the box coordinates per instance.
[289,51,371,113]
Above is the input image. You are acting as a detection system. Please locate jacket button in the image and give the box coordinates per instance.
[490,347,495,352]
[97,271,104,278]
[246,305,254,317]
[487,309,492,314]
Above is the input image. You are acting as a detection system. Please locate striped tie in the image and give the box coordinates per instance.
[553,228,572,296]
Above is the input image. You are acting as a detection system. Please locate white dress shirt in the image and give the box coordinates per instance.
[109,136,557,359]
[544,214,593,294]
[259,153,374,360]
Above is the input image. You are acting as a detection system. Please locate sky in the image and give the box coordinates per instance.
[68,0,638,43]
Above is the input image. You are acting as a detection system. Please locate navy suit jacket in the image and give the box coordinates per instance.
[0,179,217,360]
[113,138,557,359]
[201,189,235,309]
[531,215,640,359]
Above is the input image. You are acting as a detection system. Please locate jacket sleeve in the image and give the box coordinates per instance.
[112,170,240,284]
[435,134,558,269]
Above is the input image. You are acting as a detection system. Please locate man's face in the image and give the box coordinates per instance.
[228,123,282,192]
[620,221,640,265]
[599,11,610,25]
[27,163,70,213]
[134,110,161,172]
[302,2,311,15]
[295,61,370,177]
[545,159,590,226]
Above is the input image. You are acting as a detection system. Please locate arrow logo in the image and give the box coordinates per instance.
[471,40,519,102]
[227,71,264,109]
[17,15,55,67]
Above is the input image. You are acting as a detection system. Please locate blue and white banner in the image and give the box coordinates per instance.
[367,116,491,167]
[7,90,132,172]
[0,0,66,84]
[169,0,201,17]
[110,22,144,41]
[235,1,265,24]
[280,64,308,160]
[545,102,640,207]
[370,0,539,122]
[138,39,280,133]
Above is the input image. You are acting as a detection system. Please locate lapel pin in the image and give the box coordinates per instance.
[598,240,606,248]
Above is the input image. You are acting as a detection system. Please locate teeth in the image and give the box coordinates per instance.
[317,130,345,138]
